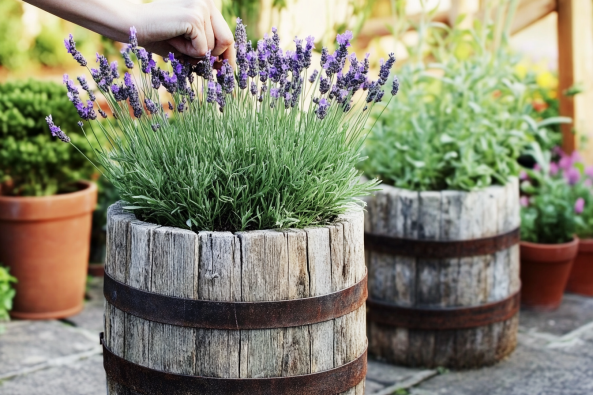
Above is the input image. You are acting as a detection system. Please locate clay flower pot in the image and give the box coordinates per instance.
[566,239,593,296]
[520,238,579,311]
[0,181,97,319]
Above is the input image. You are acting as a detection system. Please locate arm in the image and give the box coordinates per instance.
[23,0,235,65]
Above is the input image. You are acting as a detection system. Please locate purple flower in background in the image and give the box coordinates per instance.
[111,61,120,79]
[319,76,330,94]
[121,46,134,69]
[111,84,128,102]
[316,98,329,120]
[177,98,186,113]
[550,162,559,176]
[151,68,162,89]
[250,81,257,96]
[309,70,319,83]
[206,81,217,103]
[123,72,142,118]
[217,60,235,94]
[162,71,178,94]
[586,166,593,178]
[575,198,585,214]
[98,109,107,118]
[378,53,396,85]
[391,76,400,96]
[239,69,248,90]
[565,167,581,185]
[45,115,70,143]
[270,87,280,99]
[168,101,174,110]
[144,98,159,114]
[246,51,258,78]
[520,196,530,207]
[63,34,87,66]
[519,171,528,181]
[320,47,328,68]
[374,90,385,103]
[129,26,138,49]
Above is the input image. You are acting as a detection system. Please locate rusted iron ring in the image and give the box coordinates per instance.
[367,290,520,330]
[104,270,367,330]
[101,333,367,395]
[364,227,520,258]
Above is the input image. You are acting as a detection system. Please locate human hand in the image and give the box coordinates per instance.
[134,0,235,67]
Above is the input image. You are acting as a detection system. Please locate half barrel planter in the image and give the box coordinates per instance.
[364,178,521,369]
[103,202,368,395]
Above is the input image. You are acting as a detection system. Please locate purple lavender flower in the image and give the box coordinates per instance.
[63,34,87,66]
[520,196,530,207]
[207,81,218,103]
[45,115,70,143]
[177,98,186,113]
[144,98,159,114]
[246,51,258,78]
[550,162,559,176]
[319,76,330,94]
[575,197,585,214]
[586,166,593,178]
[168,101,174,110]
[378,53,396,85]
[98,109,107,118]
[303,36,314,68]
[124,72,142,118]
[565,167,581,185]
[239,69,248,90]
[235,18,247,46]
[216,83,226,111]
[316,98,329,120]
[217,60,235,94]
[77,121,83,127]
[129,26,138,49]
[391,76,400,96]
[374,90,385,103]
[151,124,160,131]
[336,31,353,47]
[151,68,162,89]
[121,46,134,69]
[193,51,214,80]
[111,84,128,102]
[320,48,328,67]
[77,76,96,101]
[309,70,319,83]
[250,81,257,96]
[162,71,178,94]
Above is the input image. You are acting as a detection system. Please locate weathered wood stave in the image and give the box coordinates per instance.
[104,202,367,394]
[365,179,520,369]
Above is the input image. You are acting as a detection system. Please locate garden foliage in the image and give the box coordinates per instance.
[362,1,569,191]
[0,80,99,196]
[0,265,16,321]
[520,144,578,244]
[49,22,397,232]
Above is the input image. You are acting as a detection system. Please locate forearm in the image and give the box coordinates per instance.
[23,0,135,43]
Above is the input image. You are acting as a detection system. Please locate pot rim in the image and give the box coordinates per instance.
[520,237,579,249]
[520,237,579,263]
[0,180,94,202]
[578,238,593,252]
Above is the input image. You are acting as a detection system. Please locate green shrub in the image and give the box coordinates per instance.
[0,79,100,196]
[0,265,16,321]
[520,144,577,244]
[361,2,569,192]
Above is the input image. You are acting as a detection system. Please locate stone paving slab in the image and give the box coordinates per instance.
[0,355,105,395]
[520,293,593,336]
[65,277,105,334]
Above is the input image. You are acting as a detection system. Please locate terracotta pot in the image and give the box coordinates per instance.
[88,262,105,277]
[520,238,579,311]
[566,238,593,296]
[0,181,97,319]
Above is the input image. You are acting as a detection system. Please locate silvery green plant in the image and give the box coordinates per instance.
[361,1,569,191]
[46,20,398,231]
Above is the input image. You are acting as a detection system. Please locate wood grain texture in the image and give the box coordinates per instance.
[366,180,520,369]
[104,203,367,393]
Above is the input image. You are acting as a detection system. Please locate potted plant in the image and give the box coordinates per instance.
[361,3,569,369]
[519,144,580,310]
[0,265,17,324]
[0,79,98,319]
[557,150,593,295]
[51,20,395,393]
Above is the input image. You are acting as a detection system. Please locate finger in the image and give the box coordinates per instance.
[168,26,208,58]
[204,12,216,52]
[220,45,236,70]
[210,7,234,58]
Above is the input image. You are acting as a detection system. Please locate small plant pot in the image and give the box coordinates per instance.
[88,262,105,277]
[566,239,593,296]
[0,181,97,319]
[520,238,579,311]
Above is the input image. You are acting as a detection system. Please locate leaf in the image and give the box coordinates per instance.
[537,117,572,128]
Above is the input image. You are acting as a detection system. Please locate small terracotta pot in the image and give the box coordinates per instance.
[88,262,105,277]
[566,239,593,296]
[520,238,579,311]
[0,181,97,319]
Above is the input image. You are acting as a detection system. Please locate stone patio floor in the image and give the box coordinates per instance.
[2,277,593,395]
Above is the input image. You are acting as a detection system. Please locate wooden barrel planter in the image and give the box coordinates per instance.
[103,202,367,394]
[364,178,521,369]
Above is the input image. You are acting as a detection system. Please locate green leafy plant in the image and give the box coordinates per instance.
[361,0,569,191]
[50,22,397,232]
[0,79,100,196]
[0,265,16,321]
[520,144,577,244]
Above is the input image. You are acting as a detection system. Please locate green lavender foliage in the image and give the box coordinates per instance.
[362,2,569,192]
[520,144,576,244]
[0,265,16,321]
[0,80,98,196]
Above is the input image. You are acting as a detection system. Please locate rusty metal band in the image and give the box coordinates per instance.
[104,270,367,330]
[364,227,520,258]
[367,290,520,330]
[101,334,367,395]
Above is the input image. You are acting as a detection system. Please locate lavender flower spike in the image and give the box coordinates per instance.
[45,115,70,143]
[64,34,87,66]
[316,98,329,120]
[309,70,319,83]
[129,26,138,49]
[391,76,400,96]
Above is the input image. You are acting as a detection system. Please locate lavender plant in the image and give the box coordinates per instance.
[47,20,397,231]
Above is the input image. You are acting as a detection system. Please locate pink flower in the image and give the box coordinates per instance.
[585,179,593,187]
[575,197,585,214]
[550,162,559,176]
[520,196,530,207]
[586,166,593,179]
[534,164,541,172]
[565,167,581,185]
[559,155,572,171]
[519,171,529,180]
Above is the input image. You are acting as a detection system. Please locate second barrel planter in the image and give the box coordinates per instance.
[103,202,367,395]
[365,178,520,369]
